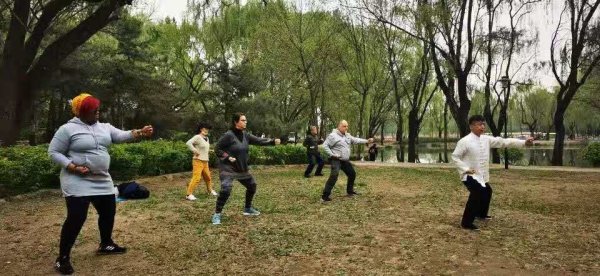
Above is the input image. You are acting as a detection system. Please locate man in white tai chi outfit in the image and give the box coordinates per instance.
[452,115,534,231]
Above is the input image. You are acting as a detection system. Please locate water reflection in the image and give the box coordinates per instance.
[374,144,588,167]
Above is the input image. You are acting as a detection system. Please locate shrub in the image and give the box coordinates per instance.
[582,142,600,167]
[0,141,309,197]
[0,145,60,197]
[499,148,525,165]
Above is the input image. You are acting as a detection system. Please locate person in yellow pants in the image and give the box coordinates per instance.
[185,122,218,200]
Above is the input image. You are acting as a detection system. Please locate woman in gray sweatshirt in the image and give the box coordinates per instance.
[48,93,153,275]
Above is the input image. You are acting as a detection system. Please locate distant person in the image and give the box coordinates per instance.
[368,143,378,161]
[303,126,325,178]
[185,122,217,200]
[321,120,373,202]
[48,93,153,275]
[452,115,533,231]
[211,113,280,225]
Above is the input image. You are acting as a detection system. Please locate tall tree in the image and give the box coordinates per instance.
[549,0,600,165]
[0,0,133,146]
[364,0,484,136]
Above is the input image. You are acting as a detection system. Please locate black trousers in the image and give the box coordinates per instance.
[304,152,324,176]
[59,195,116,258]
[461,176,493,226]
[322,160,356,198]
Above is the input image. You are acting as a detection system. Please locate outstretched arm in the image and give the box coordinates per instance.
[248,133,280,146]
[349,134,373,145]
[489,136,531,149]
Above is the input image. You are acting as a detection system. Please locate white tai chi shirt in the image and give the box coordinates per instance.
[452,133,526,187]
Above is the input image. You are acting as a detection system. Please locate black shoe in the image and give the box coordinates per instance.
[347,191,360,197]
[304,174,311,178]
[54,257,74,275]
[321,196,332,203]
[477,216,493,220]
[314,173,324,176]
[461,224,480,231]
[97,243,127,255]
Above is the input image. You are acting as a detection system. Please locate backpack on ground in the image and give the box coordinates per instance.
[117,181,150,199]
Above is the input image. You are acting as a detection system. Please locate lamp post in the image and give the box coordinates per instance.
[500,75,510,170]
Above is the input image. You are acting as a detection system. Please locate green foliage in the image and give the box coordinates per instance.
[583,143,600,167]
[500,148,525,165]
[0,141,310,197]
[0,145,60,197]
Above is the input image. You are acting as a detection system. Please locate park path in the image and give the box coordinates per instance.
[353,160,600,173]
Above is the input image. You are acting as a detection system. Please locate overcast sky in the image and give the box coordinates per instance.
[137,0,569,89]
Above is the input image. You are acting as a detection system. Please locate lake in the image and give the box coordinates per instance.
[371,144,590,167]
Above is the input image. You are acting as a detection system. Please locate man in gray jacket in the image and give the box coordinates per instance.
[322,120,373,202]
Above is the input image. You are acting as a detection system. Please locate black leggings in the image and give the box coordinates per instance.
[59,195,116,258]
[215,175,257,213]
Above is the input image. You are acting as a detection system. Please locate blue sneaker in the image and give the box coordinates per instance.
[211,213,221,225]
[243,207,261,216]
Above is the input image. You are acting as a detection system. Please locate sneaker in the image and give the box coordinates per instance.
[97,243,127,255]
[303,174,311,178]
[212,213,222,225]
[243,207,261,216]
[185,194,197,201]
[321,196,332,203]
[347,191,360,197]
[54,257,74,275]
[210,190,218,196]
[461,224,480,231]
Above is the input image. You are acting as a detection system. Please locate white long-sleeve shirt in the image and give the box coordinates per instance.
[452,133,526,187]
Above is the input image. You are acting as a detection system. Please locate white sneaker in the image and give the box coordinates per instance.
[210,190,218,196]
[186,194,197,201]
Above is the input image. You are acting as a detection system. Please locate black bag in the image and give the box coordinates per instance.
[117,181,150,199]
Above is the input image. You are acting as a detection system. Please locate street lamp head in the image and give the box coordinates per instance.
[500,75,510,89]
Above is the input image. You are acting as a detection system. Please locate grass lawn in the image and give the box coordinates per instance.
[1,165,599,275]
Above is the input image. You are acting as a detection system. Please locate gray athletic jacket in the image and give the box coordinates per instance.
[323,129,368,161]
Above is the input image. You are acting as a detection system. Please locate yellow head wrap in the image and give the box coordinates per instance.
[71,93,92,116]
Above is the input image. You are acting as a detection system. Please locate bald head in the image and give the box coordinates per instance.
[337,120,348,134]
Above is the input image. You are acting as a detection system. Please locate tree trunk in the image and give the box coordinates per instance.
[407,109,419,162]
[443,102,449,163]
[551,104,567,166]
[396,111,404,162]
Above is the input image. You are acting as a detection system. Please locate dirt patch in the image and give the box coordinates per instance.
[1,165,599,275]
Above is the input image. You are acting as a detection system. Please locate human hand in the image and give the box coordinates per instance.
[466,169,476,175]
[274,139,281,145]
[140,125,153,137]
[68,163,90,175]
[525,137,534,146]
[367,138,374,143]
[228,156,237,162]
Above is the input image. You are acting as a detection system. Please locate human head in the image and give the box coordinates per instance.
[310,125,318,136]
[196,122,212,136]
[231,112,247,130]
[71,93,100,125]
[468,115,486,136]
[337,120,349,134]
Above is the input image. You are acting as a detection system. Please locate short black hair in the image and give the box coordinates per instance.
[195,122,212,134]
[468,115,486,125]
